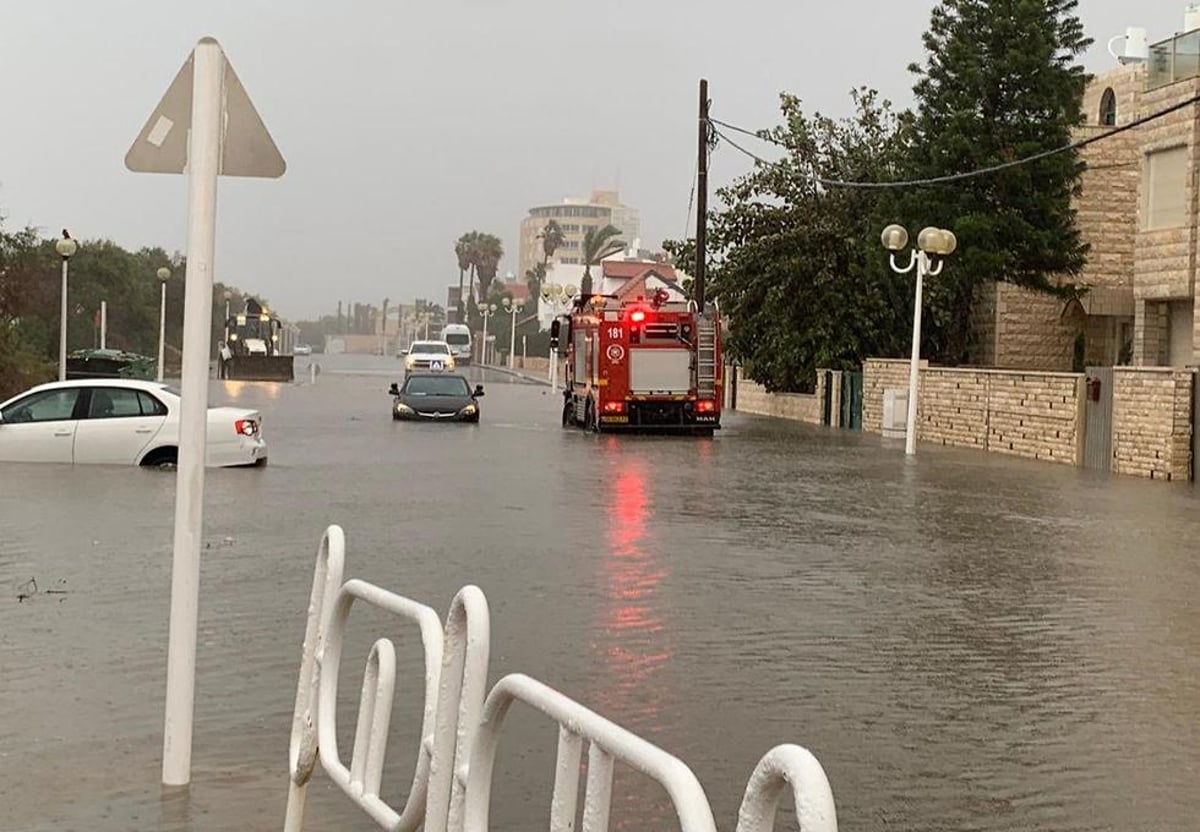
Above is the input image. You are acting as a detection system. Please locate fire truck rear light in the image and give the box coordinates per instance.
[630,310,646,323]
[697,399,716,413]
[603,401,626,414]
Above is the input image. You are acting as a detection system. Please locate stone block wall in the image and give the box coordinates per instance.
[732,367,822,424]
[1111,368,1194,480]
[862,359,917,434]
[863,360,1084,467]
[983,372,1084,464]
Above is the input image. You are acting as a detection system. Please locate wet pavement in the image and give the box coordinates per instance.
[2,354,1200,831]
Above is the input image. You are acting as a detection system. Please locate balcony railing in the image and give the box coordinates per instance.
[1148,30,1200,89]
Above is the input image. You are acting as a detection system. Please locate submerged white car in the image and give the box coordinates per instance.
[0,380,268,468]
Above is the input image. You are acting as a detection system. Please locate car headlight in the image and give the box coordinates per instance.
[459,403,477,416]
[405,356,415,369]
[446,356,456,368]
[395,402,414,413]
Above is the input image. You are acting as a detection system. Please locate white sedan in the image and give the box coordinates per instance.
[0,380,268,468]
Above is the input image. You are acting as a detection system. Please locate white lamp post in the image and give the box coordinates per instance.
[502,296,526,369]
[478,303,497,365]
[540,282,577,391]
[882,224,958,456]
[157,267,171,382]
[55,236,78,381]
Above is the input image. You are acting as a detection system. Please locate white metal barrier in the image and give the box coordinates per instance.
[284,526,490,832]
[284,526,837,832]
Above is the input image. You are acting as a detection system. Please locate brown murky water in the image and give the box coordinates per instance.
[3,356,1200,831]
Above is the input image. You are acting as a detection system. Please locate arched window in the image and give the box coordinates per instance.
[1099,88,1117,126]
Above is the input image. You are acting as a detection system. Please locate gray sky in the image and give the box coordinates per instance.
[0,1,1188,319]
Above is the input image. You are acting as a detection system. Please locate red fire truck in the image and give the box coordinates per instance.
[552,290,722,433]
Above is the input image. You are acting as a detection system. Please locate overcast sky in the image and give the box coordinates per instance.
[0,1,1189,319]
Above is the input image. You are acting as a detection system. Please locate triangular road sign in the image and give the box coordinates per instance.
[126,40,286,178]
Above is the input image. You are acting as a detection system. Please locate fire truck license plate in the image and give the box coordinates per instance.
[601,415,629,424]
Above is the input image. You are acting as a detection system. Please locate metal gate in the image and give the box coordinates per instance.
[1083,366,1114,472]
[822,371,834,425]
[840,371,862,431]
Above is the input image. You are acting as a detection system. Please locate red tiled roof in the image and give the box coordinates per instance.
[601,261,678,281]
[615,274,686,301]
[504,283,531,301]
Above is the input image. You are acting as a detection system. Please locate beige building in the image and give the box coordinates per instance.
[518,189,640,278]
[978,26,1200,370]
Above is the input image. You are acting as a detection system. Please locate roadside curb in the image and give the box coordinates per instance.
[480,364,551,387]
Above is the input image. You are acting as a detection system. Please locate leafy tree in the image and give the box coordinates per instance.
[695,90,913,392]
[906,0,1090,363]
[580,224,624,295]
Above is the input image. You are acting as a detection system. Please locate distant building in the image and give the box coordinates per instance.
[518,189,641,279]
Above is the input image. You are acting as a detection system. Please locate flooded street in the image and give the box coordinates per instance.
[3,356,1200,831]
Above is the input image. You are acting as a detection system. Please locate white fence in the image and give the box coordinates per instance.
[285,525,837,832]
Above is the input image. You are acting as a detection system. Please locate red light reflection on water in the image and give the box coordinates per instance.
[593,460,671,729]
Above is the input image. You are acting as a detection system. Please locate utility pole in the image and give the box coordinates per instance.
[695,78,709,311]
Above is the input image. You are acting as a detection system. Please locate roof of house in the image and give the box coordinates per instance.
[601,261,678,282]
[614,273,687,302]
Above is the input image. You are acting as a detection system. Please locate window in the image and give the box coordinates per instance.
[411,342,450,354]
[87,387,144,419]
[403,376,470,396]
[138,391,168,416]
[1099,88,1117,126]
[1,389,80,423]
[1145,146,1190,230]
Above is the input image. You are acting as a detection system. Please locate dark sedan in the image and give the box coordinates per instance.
[389,373,483,422]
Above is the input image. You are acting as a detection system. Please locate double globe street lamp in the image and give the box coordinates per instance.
[55,236,78,381]
[477,302,497,365]
[501,296,526,370]
[539,282,578,391]
[882,224,958,457]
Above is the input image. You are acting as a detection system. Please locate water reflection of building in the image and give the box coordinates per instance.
[592,456,672,734]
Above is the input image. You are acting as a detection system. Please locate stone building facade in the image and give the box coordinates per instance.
[978,33,1200,371]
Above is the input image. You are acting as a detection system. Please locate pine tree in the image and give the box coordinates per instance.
[907,0,1091,363]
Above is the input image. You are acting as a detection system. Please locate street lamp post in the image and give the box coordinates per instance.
[157,267,171,382]
[55,236,78,381]
[540,283,578,392]
[882,224,958,456]
[478,303,497,365]
[502,296,526,369]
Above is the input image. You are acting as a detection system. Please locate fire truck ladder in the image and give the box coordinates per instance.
[696,317,718,398]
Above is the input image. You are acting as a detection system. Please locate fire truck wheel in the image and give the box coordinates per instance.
[562,399,575,427]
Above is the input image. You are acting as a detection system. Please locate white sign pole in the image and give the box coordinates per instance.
[162,37,223,787]
[100,301,108,349]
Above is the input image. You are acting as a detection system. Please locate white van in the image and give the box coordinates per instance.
[441,324,473,365]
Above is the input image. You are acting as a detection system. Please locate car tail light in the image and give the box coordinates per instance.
[603,401,626,414]
[696,399,716,413]
[235,419,259,437]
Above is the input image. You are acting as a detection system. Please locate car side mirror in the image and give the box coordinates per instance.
[400,349,409,356]
[388,383,400,396]
[474,385,485,398]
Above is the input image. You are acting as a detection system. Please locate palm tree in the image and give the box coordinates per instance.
[580,224,624,296]
[454,232,478,324]
[525,262,546,300]
[474,234,504,307]
[538,220,565,267]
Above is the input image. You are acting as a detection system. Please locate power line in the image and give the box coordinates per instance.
[709,93,1200,189]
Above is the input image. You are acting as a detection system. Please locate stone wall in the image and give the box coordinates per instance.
[862,359,916,434]
[1111,368,1194,480]
[863,359,1085,466]
[992,283,1078,371]
[731,367,823,424]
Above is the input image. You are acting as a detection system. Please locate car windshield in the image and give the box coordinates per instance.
[445,333,470,346]
[411,342,449,354]
[403,376,471,396]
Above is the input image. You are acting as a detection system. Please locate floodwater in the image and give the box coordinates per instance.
[2,355,1199,831]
